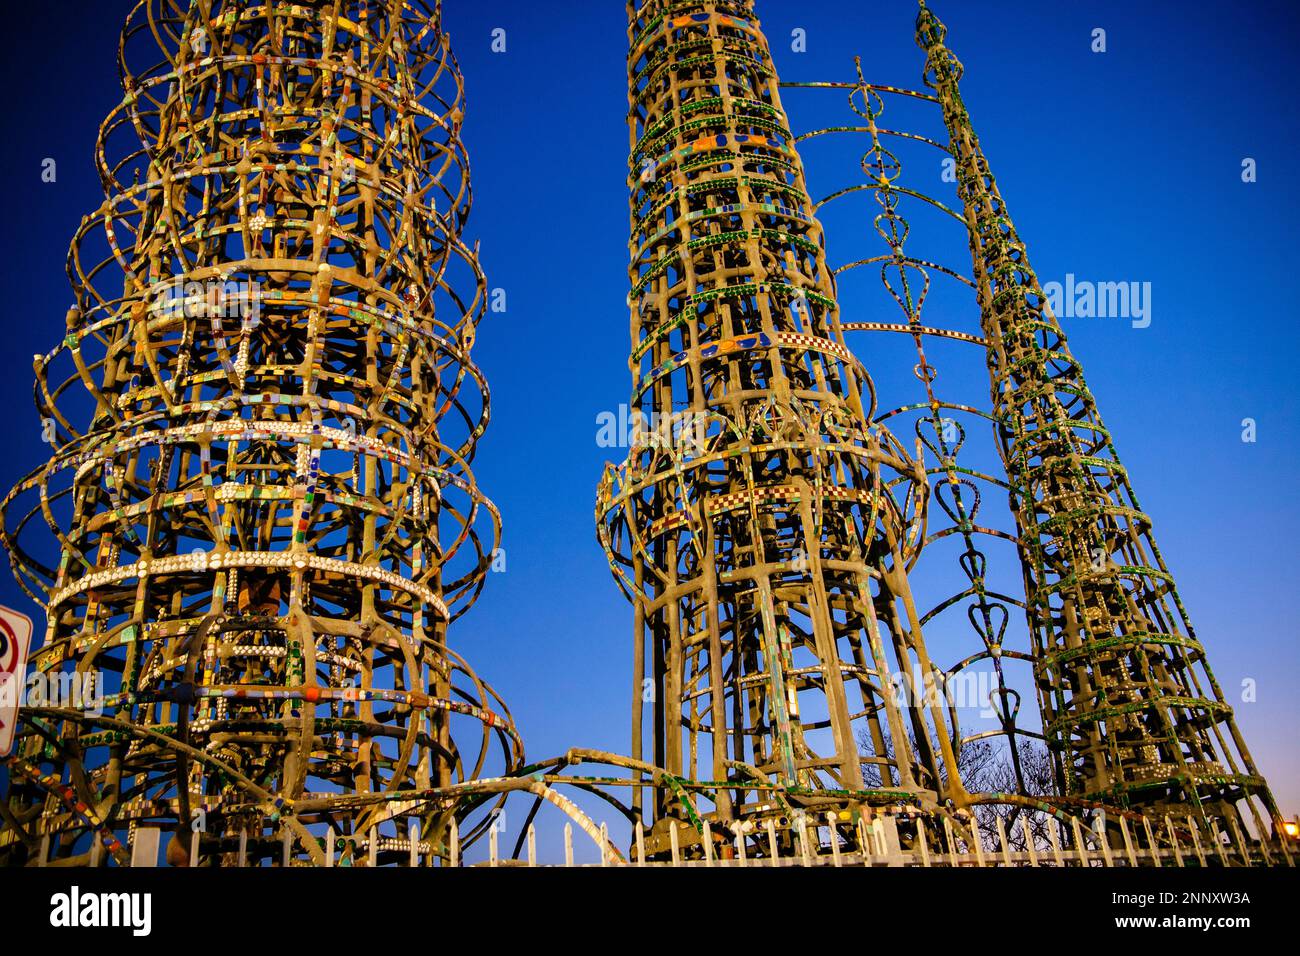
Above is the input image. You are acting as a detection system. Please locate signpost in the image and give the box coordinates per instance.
[0,603,33,756]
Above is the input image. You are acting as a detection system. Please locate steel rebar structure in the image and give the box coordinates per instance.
[915,1,1280,837]
[599,0,970,855]
[0,0,517,866]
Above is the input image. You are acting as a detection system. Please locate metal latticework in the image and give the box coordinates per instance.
[0,0,515,866]
[0,0,1288,871]
[599,0,968,856]
[915,1,1279,836]
[784,59,1044,799]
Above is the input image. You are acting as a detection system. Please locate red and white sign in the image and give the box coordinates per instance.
[0,604,34,756]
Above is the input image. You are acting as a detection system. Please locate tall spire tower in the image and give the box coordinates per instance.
[601,0,965,851]
[0,0,514,866]
[915,1,1278,836]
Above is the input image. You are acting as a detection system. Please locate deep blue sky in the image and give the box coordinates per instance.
[1,0,1296,851]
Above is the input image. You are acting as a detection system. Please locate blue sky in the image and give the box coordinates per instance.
[0,0,1296,856]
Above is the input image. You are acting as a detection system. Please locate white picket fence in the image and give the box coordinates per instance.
[94,808,1296,867]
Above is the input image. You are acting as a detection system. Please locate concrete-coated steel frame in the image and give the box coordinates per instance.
[914,1,1279,838]
[0,0,517,866]
[598,0,971,857]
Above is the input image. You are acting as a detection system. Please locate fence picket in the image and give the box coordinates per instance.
[1120,817,1136,866]
[1021,816,1038,867]
[1071,817,1088,868]
[1188,817,1207,867]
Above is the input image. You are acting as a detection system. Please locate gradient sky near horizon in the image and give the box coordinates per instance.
[0,0,1296,847]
